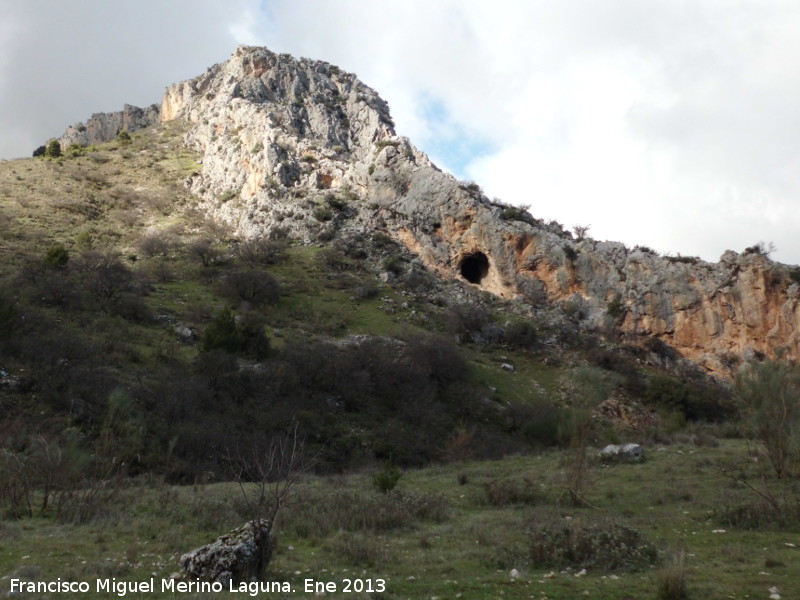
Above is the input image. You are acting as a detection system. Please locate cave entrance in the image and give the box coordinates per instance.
[460,252,490,285]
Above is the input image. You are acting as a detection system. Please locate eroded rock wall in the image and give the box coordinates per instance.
[160,45,800,372]
[59,104,160,148]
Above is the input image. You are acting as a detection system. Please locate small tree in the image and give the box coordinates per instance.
[228,424,311,580]
[573,224,591,241]
[44,139,62,158]
[736,358,800,479]
[563,366,621,506]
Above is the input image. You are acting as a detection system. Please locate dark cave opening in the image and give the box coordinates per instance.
[460,252,490,285]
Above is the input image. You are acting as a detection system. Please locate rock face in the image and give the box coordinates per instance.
[180,519,273,584]
[59,103,160,148]
[158,45,800,373]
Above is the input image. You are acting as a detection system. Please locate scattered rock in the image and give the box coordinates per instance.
[180,519,273,584]
[599,443,645,463]
[174,324,195,341]
[501,363,515,372]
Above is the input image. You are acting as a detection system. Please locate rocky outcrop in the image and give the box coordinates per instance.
[59,103,160,148]
[158,46,800,373]
[180,519,273,584]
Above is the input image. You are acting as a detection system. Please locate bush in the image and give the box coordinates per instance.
[43,244,69,269]
[236,237,287,266]
[481,478,544,506]
[201,310,242,354]
[44,139,61,158]
[329,532,391,567]
[736,358,800,478]
[716,496,800,531]
[65,143,86,158]
[606,293,625,318]
[187,238,222,267]
[656,550,689,600]
[218,268,280,308]
[136,230,176,258]
[0,293,17,340]
[200,309,269,358]
[444,303,491,341]
[373,463,402,494]
[527,518,659,572]
[505,321,538,350]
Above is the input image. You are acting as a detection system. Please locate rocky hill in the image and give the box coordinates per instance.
[59,103,160,148]
[142,45,797,374]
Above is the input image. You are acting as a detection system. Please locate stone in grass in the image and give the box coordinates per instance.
[598,443,645,463]
[180,519,274,584]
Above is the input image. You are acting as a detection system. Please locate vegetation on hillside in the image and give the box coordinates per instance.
[1,120,798,599]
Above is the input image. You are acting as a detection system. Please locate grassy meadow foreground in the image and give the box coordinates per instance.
[2,438,799,599]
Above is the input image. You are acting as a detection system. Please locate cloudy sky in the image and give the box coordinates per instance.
[2,1,800,264]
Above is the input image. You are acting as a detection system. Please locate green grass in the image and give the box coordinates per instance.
[1,440,799,599]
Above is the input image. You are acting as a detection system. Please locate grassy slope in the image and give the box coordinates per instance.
[1,440,798,599]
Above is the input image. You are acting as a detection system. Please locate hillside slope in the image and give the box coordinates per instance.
[154,45,800,375]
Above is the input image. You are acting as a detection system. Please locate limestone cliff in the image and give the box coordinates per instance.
[59,103,160,149]
[158,46,800,373]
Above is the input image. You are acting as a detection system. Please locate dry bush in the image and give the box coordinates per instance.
[136,229,177,257]
[527,517,659,572]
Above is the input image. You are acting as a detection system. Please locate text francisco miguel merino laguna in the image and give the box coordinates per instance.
[6,577,347,596]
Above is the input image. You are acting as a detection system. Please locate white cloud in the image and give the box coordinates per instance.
[3,1,800,263]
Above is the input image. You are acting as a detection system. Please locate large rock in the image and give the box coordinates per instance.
[59,103,160,149]
[599,443,645,463]
[180,519,274,584]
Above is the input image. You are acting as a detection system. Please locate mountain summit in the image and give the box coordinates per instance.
[64,46,800,372]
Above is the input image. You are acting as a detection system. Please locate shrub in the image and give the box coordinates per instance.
[527,518,659,572]
[236,237,287,266]
[373,463,402,494]
[43,244,69,269]
[201,310,243,354]
[736,358,800,478]
[656,550,689,600]
[76,252,135,304]
[381,255,403,275]
[500,204,536,226]
[187,238,222,267]
[136,230,176,258]
[44,139,61,158]
[444,303,491,341]
[329,532,391,567]
[505,321,538,350]
[606,293,625,318]
[218,268,280,308]
[116,130,132,145]
[75,230,93,251]
[481,478,544,506]
[65,143,86,157]
[717,497,800,531]
[0,293,18,340]
[313,206,333,221]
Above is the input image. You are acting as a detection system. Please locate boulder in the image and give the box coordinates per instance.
[180,519,274,584]
[599,443,645,463]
